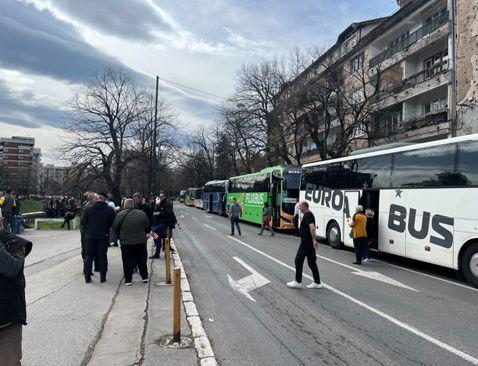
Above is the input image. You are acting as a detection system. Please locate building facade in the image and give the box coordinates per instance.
[279,0,478,164]
[0,136,41,194]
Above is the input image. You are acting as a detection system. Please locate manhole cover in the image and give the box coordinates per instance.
[155,335,193,349]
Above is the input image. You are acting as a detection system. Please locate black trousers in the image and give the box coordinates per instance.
[295,245,321,284]
[0,322,22,365]
[293,215,299,236]
[84,238,109,280]
[353,237,367,264]
[81,233,99,270]
[121,244,148,282]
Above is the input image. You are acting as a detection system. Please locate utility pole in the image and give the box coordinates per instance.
[150,76,159,197]
[450,0,457,137]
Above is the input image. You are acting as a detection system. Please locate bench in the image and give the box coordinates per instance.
[34,218,78,230]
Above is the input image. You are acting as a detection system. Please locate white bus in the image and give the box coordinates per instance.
[300,133,478,287]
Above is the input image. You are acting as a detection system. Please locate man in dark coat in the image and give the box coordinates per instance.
[81,193,115,283]
[150,192,174,259]
[0,223,33,365]
[80,193,99,274]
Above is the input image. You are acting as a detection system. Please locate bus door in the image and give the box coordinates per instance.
[360,190,379,250]
[343,191,360,247]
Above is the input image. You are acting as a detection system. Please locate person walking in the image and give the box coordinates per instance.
[61,199,78,230]
[287,201,322,289]
[229,198,242,236]
[150,193,173,259]
[363,208,376,263]
[80,193,99,274]
[258,202,274,236]
[0,221,33,365]
[348,205,368,265]
[113,199,150,286]
[81,193,115,283]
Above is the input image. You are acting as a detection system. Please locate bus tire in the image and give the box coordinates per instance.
[462,242,478,288]
[326,221,342,249]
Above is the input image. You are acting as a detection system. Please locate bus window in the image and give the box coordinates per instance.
[393,144,457,188]
[301,165,327,190]
[457,140,478,186]
[353,155,392,189]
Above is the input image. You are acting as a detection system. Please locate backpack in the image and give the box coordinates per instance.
[1,196,14,216]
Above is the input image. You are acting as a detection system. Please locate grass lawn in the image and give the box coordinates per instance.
[37,218,79,230]
[20,200,45,213]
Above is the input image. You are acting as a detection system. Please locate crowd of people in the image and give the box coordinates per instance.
[0,190,30,235]
[79,191,177,284]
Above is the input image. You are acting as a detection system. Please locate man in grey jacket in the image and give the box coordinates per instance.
[113,199,150,286]
[0,220,33,365]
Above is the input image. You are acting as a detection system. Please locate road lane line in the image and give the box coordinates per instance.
[227,236,478,365]
[192,217,199,222]
[204,224,217,231]
[315,254,418,291]
[318,243,478,292]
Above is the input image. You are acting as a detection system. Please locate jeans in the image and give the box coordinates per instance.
[121,244,148,282]
[152,223,169,254]
[294,245,321,284]
[259,221,274,235]
[2,215,12,233]
[353,237,367,264]
[0,323,22,366]
[230,217,241,235]
[84,238,109,280]
[12,216,27,235]
[362,242,371,260]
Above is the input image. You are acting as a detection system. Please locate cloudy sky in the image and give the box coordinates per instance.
[0,0,398,163]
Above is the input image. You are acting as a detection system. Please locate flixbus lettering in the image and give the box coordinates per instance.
[388,204,454,248]
[304,183,352,218]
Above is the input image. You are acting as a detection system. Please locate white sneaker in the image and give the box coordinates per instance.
[125,281,132,286]
[306,282,323,289]
[286,280,302,289]
[142,279,148,284]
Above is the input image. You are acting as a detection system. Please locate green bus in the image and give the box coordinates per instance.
[184,188,199,207]
[226,165,301,230]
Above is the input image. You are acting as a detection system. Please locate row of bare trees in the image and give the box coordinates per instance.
[63,67,178,198]
[178,46,389,188]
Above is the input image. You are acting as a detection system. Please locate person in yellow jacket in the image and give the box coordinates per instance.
[348,205,367,265]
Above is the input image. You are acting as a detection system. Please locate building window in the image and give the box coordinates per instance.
[389,31,409,50]
[386,111,402,131]
[424,99,447,114]
[350,53,364,72]
[351,122,365,138]
[350,88,365,104]
[18,155,23,160]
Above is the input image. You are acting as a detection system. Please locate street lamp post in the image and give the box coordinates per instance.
[150,76,159,197]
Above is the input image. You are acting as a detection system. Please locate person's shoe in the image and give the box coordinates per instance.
[142,278,149,284]
[352,261,361,265]
[286,280,302,289]
[362,258,369,264]
[100,278,106,283]
[231,233,234,236]
[270,233,275,236]
[85,276,91,283]
[306,282,323,289]
[125,281,132,286]
[239,232,241,236]
[257,233,262,236]
[149,254,160,259]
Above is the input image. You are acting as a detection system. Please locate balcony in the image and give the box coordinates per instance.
[370,13,449,67]
[369,109,448,139]
[373,60,449,102]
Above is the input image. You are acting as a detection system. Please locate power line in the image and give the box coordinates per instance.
[156,76,227,101]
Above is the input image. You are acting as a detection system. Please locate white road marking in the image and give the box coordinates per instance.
[227,257,270,302]
[179,214,185,218]
[206,215,213,219]
[318,243,478,293]
[227,236,478,365]
[192,217,199,222]
[316,254,418,292]
[204,224,217,231]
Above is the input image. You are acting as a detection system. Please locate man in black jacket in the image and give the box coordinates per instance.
[0,223,33,365]
[81,193,115,283]
[133,192,153,230]
[150,192,174,259]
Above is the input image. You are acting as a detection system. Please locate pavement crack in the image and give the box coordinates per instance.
[79,275,124,366]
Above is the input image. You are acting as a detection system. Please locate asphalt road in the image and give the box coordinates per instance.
[175,204,478,366]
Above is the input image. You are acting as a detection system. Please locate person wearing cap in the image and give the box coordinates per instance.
[81,192,115,283]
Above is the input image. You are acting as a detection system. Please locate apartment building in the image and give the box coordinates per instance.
[0,136,42,193]
[279,0,478,164]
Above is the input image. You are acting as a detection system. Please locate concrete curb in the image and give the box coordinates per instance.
[171,239,218,366]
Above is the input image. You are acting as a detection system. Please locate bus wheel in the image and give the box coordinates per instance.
[327,221,342,249]
[462,243,478,288]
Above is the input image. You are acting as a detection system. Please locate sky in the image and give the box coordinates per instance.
[0,0,399,164]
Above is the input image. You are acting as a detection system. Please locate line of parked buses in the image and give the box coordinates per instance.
[178,134,478,288]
